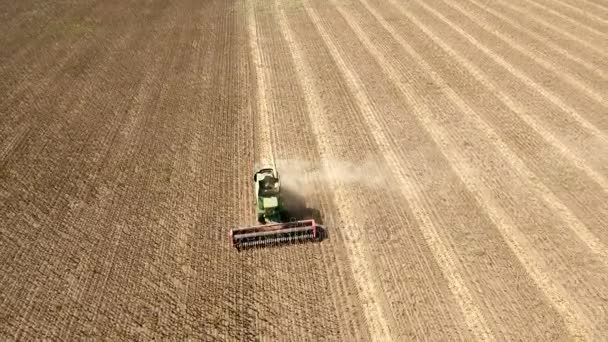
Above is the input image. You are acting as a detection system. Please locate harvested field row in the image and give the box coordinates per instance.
[1,0,607,340]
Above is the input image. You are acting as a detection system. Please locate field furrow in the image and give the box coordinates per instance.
[306,1,501,339]
[328,1,598,339]
[274,1,394,339]
[494,0,608,59]
[406,0,608,135]
[517,0,608,36]
[363,0,608,243]
[382,0,608,177]
[465,0,608,81]
[440,0,606,107]
[1,0,607,340]
[242,1,348,340]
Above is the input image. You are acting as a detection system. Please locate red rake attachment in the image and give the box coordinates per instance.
[230,219,317,249]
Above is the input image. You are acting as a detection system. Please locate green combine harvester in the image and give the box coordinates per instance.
[254,165,282,224]
[230,163,317,249]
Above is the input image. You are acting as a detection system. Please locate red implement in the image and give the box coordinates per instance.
[230,219,317,249]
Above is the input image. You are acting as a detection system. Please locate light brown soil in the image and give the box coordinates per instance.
[1,0,607,340]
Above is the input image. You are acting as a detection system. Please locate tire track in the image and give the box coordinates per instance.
[520,0,608,36]
[465,0,608,80]
[406,0,608,141]
[442,0,606,107]
[3,0,607,339]
[246,2,275,166]
[576,0,608,12]
[302,2,495,340]
[375,0,608,257]
[0,122,28,167]
[308,1,508,340]
[347,0,607,338]
[424,0,608,188]
[0,1,107,167]
[2,17,161,342]
[376,0,608,240]
[537,0,608,22]
[1,1,104,109]
[1,1,242,339]
[46,5,185,338]
[271,19,453,334]
[76,2,247,337]
[251,24,353,342]
[230,3,258,340]
[0,0,98,73]
[93,4,204,337]
[0,11,151,318]
[275,1,392,339]
[190,1,256,339]
[495,0,608,58]
[244,2,340,340]
[357,6,587,340]
[388,0,608,177]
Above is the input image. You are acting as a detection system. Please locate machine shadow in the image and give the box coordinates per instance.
[280,187,328,243]
[280,187,323,223]
[235,188,328,252]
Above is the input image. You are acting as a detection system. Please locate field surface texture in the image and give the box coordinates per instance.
[1,0,607,340]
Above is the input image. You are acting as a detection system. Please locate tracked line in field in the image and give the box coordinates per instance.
[0,0,113,116]
[372,0,608,242]
[302,2,493,340]
[409,1,608,191]
[136,6,209,332]
[402,0,608,145]
[245,4,340,340]
[372,0,608,191]
[465,0,608,80]
[56,50,166,338]
[495,0,608,58]
[302,3,482,339]
[55,4,201,334]
[577,0,608,12]
[246,4,275,167]
[0,2,98,75]
[343,0,600,338]
[520,0,608,36]
[233,5,261,338]
[214,2,263,337]
[0,29,99,150]
[535,0,608,23]
[0,22,147,322]
[441,0,607,107]
[63,15,190,336]
[274,1,391,340]
[0,122,28,166]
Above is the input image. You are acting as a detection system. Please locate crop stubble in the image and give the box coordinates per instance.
[1,0,607,340]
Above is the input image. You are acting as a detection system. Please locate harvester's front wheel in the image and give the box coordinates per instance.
[257,214,266,224]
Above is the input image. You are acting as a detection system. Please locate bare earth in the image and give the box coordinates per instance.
[1,0,607,340]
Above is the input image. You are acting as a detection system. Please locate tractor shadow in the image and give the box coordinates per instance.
[280,187,328,242]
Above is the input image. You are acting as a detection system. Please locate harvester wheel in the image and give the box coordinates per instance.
[257,214,266,224]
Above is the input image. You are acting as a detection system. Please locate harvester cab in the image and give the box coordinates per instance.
[254,167,282,224]
[230,164,318,250]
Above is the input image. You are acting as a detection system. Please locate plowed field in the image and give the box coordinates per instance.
[1,0,607,340]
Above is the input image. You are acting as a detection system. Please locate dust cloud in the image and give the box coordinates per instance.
[275,157,387,197]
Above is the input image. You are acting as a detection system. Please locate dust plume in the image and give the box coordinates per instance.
[275,157,387,197]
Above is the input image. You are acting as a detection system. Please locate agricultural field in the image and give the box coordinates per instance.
[1,0,607,340]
